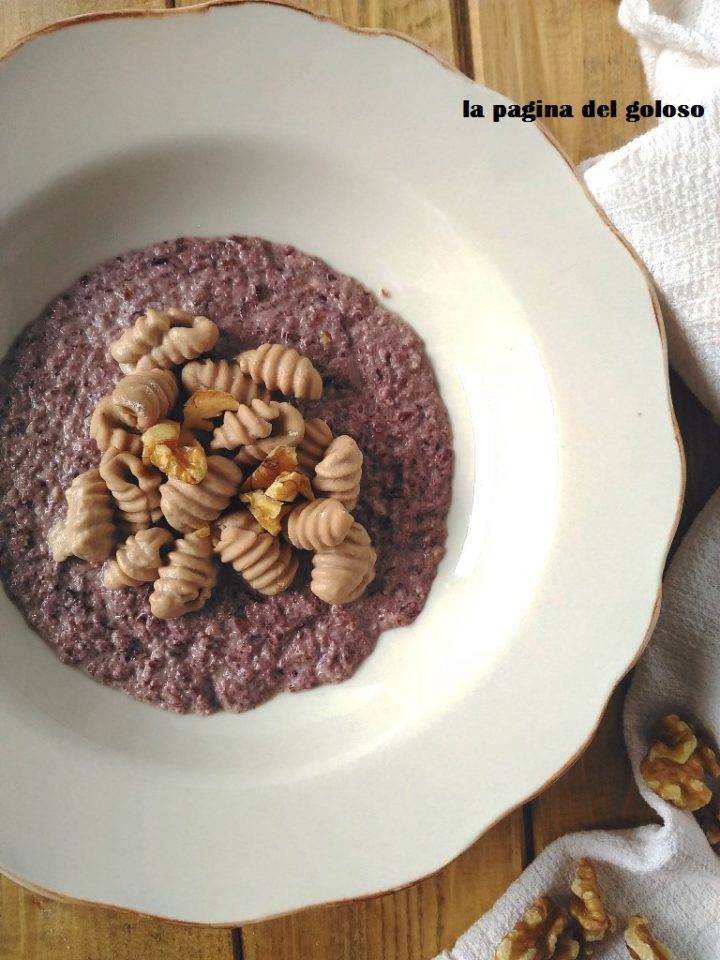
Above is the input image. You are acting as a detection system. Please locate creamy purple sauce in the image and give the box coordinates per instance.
[0,236,453,713]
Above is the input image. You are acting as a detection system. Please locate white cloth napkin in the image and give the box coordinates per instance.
[584,0,720,423]
[436,3,720,957]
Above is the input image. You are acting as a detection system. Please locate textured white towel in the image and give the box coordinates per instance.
[437,3,720,957]
[584,0,720,423]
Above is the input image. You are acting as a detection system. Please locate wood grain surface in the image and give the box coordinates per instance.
[2,2,718,959]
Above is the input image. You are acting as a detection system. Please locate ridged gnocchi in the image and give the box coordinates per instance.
[236,342,322,400]
[211,399,277,451]
[313,435,363,510]
[160,455,243,532]
[181,358,271,404]
[104,527,173,589]
[311,522,376,605]
[99,447,163,533]
[233,402,305,464]
[283,498,353,551]
[48,469,116,563]
[109,368,178,431]
[214,512,298,596]
[90,396,143,456]
[296,418,333,472]
[111,308,218,374]
[149,532,218,619]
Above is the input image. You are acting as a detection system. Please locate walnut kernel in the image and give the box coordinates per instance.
[141,420,182,463]
[624,915,672,960]
[242,445,299,491]
[240,490,284,535]
[640,755,711,811]
[495,897,571,960]
[569,858,613,944]
[695,795,720,851]
[141,419,207,484]
[150,441,208,485]
[264,470,314,503]
[183,390,239,431]
[647,715,697,764]
[640,715,718,811]
[553,937,579,960]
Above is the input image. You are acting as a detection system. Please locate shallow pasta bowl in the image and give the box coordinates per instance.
[0,0,683,923]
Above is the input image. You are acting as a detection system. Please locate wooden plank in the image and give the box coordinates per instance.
[173,0,459,66]
[668,371,720,555]
[0,877,235,960]
[0,0,171,56]
[466,0,656,163]
[5,3,712,960]
[0,17,230,960]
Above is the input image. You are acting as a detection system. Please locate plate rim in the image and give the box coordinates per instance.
[0,0,685,925]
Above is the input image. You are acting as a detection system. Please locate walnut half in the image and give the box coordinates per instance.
[569,858,614,944]
[624,915,672,960]
[495,897,578,960]
[141,420,208,485]
[640,714,719,812]
[647,715,697,764]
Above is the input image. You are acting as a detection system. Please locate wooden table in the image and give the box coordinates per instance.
[2,2,719,958]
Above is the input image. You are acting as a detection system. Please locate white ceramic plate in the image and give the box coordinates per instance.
[0,1,682,924]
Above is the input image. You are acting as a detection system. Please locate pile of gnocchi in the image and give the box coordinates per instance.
[49,307,376,618]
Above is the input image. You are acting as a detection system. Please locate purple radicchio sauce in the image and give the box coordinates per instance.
[0,236,453,714]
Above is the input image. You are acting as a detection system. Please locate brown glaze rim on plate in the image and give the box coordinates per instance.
[0,0,685,927]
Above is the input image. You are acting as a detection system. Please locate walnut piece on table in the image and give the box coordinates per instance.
[495,897,579,960]
[569,858,614,944]
[640,714,719,811]
[624,915,672,960]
